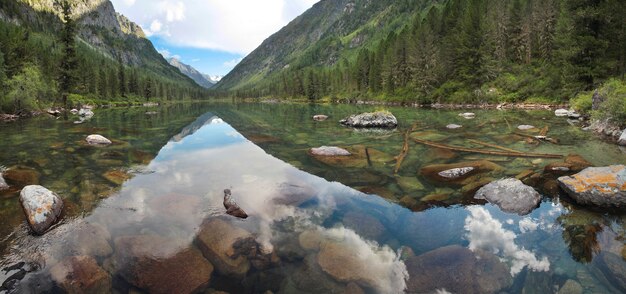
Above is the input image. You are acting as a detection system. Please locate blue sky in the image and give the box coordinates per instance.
[110,0,319,76]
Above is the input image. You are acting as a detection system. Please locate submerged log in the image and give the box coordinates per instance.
[394,123,419,174]
[412,138,563,159]
[223,189,248,219]
[468,139,522,154]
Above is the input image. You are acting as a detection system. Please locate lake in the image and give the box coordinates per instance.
[0,102,625,293]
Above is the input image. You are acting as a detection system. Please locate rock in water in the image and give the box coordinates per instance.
[557,165,626,208]
[446,124,462,129]
[309,146,351,156]
[459,113,476,119]
[313,115,329,121]
[86,135,112,145]
[195,218,252,277]
[518,125,535,130]
[50,256,111,294]
[0,173,8,190]
[475,178,541,215]
[555,109,569,117]
[339,111,397,128]
[438,167,475,179]
[78,109,94,118]
[619,129,626,146]
[19,185,63,235]
[223,189,248,219]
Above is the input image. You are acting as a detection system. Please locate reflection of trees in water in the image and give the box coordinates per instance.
[562,223,603,263]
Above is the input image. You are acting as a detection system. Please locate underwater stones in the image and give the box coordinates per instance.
[298,230,324,251]
[316,242,378,289]
[309,146,351,156]
[475,178,541,215]
[113,235,213,294]
[404,245,512,294]
[313,114,329,121]
[446,124,462,129]
[421,160,502,184]
[342,212,385,240]
[50,256,111,294]
[555,109,569,117]
[309,145,392,169]
[557,280,583,294]
[67,223,112,258]
[19,185,63,235]
[85,134,112,145]
[3,166,40,187]
[565,154,593,172]
[396,176,425,192]
[224,189,248,219]
[557,165,626,208]
[518,125,535,130]
[339,111,398,128]
[459,112,475,119]
[196,218,252,277]
[596,252,626,291]
[102,170,132,185]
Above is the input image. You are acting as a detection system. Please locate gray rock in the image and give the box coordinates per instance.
[313,115,328,121]
[438,167,474,179]
[446,124,463,129]
[78,108,94,118]
[223,189,248,219]
[0,173,8,190]
[459,112,476,119]
[475,178,541,215]
[567,111,581,119]
[309,146,350,156]
[340,111,397,128]
[19,185,64,234]
[619,129,626,146]
[518,125,535,130]
[555,109,569,117]
[70,109,79,114]
[86,134,112,145]
[558,165,626,208]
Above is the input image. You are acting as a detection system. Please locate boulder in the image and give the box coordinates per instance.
[568,111,581,119]
[50,256,111,294]
[195,218,252,277]
[619,129,626,146]
[339,111,397,128]
[313,115,329,121]
[223,189,248,219]
[316,242,381,290]
[67,223,112,258]
[459,112,476,119]
[555,109,569,117]
[112,235,213,294]
[405,245,512,294]
[420,161,502,184]
[86,135,112,145]
[19,185,63,235]
[0,173,8,190]
[438,167,475,179]
[474,178,541,215]
[309,146,350,156]
[558,165,626,208]
[3,166,40,187]
[78,109,94,118]
[518,125,535,130]
[446,124,462,129]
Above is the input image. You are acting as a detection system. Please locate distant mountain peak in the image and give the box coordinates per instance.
[167,58,218,89]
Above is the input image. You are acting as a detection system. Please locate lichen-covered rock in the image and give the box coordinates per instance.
[475,178,541,215]
[405,245,512,294]
[558,165,626,208]
[309,146,350,156]
[50,256,111,294]
[340,111,397,128]
[19,185,63,235]
[195,218,252,277]
[86,134,112,145]
[438,167,475,179]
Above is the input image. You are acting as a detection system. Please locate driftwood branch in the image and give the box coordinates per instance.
[468,139,523,153]
[412,138,563,158]
[394,122,419,174]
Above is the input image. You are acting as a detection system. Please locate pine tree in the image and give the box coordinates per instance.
[118,59,127,98]
[59,0,77,106]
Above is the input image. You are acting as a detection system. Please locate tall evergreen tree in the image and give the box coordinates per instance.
[59,0,77,106]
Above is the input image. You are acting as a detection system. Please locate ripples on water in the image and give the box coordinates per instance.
[0,102,625,293]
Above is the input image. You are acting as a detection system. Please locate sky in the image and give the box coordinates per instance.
[110,0,319,76]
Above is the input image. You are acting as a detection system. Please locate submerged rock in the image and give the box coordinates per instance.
[421,160,502,184]
[102,170,132,185]
[19,185,63,235]
[86,134,112,145]
[405,245,512,294]
[475,178,541,215]
[438,167,475,179]
[50,256,111,294]
[0,173,8,190]
[309,146,350,156]
[3,166,40,187]
[557,165,626,208]
[112,235,213,294]
[313,115,329,121]
[339,111,397,128]
[518,125,535,130]
[195,218,252,277]
[557,280,583,294]
[223,189,248,219]
[446,124,463,129]
[459,112,475,119]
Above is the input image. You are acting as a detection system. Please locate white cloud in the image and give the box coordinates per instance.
[111,0,319,54]
[149,19,163,33]
[465,206,550,276]
[157,48,180,60]
[223,57,243,68]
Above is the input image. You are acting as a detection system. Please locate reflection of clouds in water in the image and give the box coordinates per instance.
[465,206,550,275]
[519,218,539,233]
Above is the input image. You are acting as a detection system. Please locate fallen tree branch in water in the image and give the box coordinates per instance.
[394,122,419,174]
[468,139,523,153]
[514,131,559,144]
[412,138,563,158]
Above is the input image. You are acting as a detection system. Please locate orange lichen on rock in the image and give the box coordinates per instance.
[558,165,626,208]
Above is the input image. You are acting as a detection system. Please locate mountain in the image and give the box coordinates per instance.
[0,0,205,113]
[167,58,215,89]
[204,74,223,84]
[217,0,625,105]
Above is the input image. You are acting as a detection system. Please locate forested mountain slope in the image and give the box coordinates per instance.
[0,0,205,113]
[217,0,625,106]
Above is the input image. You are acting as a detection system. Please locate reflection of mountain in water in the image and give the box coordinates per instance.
[170,112,223,142]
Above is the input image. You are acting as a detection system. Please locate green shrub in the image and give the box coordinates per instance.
[593,79,626,126]
[570,91,592,113]
[1,63,53,113]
